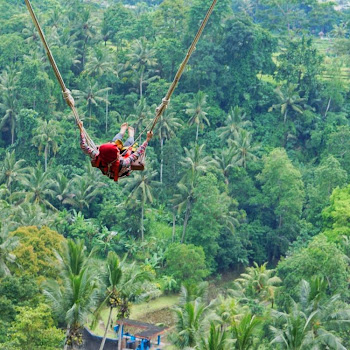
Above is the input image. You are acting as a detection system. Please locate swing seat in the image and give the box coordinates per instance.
[130,153,145,171]
[131,160,145,171]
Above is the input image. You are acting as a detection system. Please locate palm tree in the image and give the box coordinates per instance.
[32,119,63,171]
[93,252,122,350]
[198,322,230,350]
[215,295,240,331]
[218,106,252,144]
[330,22,348,38]
[170,298,212,349]
[230,129,260,169]
[212,148,237,185]
[72,9,97,70]
[52,173,74,208]
[85,46,117,78]
[85,46,120,133]
[186,91,210,143]
[231,312,262,350]
[181,143,212,184]
[11,202,56,229]
[63,174,105,213]
[94,254,153,350]
[127,97,153,135]
[72,81,111,127]
[43,239,99,350]
[269,83,305,124]
[123,168,159,241]
[126,37,159,99]
[270,279,350,349]
[154,109,182,183]
[0,227,18,278]
[0,66,20,145]
[233,262,281,308]
[0,151,28,193]
[20,163,56,211]
[172,180,195,244]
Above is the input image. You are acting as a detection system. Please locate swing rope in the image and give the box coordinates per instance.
[132,0,218,146]
[24,0,97,152]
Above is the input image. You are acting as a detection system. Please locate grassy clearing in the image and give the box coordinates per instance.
[89,294,179,338]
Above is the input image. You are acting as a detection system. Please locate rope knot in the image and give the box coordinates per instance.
[63,89,75,108]
[156,98,170,113]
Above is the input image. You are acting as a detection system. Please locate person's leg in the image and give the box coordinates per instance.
[112,122,128,142]
[124,126,135,147]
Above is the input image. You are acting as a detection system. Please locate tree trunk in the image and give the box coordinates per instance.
[181,201,191,243]
[195,124,199,143]
[99,307,113,350]
[117,321,123,350]
[63,326,70,350]
[105,89,109,134]
[141,203,144,241]
[44,144,48,172]
[11,114,15,145]
[160,137,164,183]
[172,211,176,242]
[140,67,144,100]
[89,100,92,128]
[283,109,288,124]
[324,97,331,119]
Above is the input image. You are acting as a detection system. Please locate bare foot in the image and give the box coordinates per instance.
[120,122,128,136]
[128,126,135,138]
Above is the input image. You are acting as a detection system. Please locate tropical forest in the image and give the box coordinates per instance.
[1,0,350,349]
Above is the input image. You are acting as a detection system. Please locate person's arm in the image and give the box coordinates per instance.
[80,129,99,160]
[121,131,153,167]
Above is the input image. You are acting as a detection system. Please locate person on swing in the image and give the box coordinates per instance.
[79,122,153,181]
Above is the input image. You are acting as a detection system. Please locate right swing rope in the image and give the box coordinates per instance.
[131,0,218,146]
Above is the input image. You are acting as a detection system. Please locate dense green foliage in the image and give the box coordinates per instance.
[1,0,350,348]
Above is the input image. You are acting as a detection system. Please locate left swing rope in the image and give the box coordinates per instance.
[24,0,97,152]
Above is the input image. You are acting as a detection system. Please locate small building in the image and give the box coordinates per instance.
[114,319,169,350]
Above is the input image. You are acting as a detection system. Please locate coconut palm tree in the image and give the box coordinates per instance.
[231,312,262,350]
[170,298,213,349]
[123,168,159,241]
[0,228,18,278]
[270,279,350,349]
[330,22,348,38]
[72,9,97,70]
[269,83,305,124]
[20,163,56,211]
[63,173,105,213]
[230,129,260,169]
[181,143,212,184]
[186,91,210,143]
[218,106,252,144]
[127,97,153,135]
[84,46,119,132]
[233,262,281,308]
[154,109,182,183]
[212,148,237,185]
[32,119,63,172]
[93,252,122,350]
[0,151,28,193]
[94,253,153,350]
[72,81,111,127]
[52,173,74,208]
[85,46,117,78]
[0,66,20,145]
[197,322,230,350]
[126,37,159,99]
[43,239,99,350]
[11,202,56,229]
[172,180,195,244]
